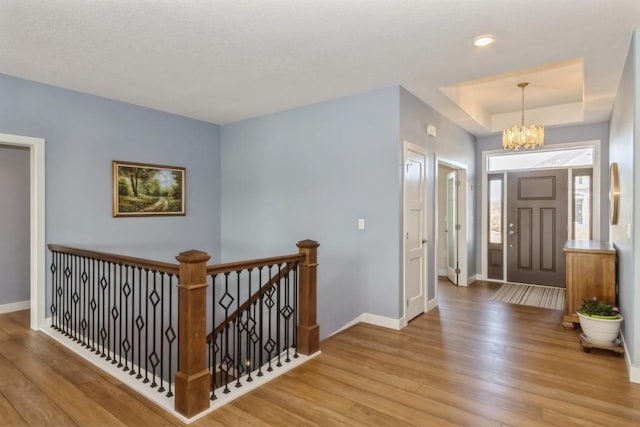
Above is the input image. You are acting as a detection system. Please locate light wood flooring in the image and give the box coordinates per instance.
[1,280,640,426]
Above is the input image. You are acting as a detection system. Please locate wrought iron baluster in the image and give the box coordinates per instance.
[246,268,253,383]
[258,266,264,377]
[293,262,299,358]
[158,272,166,393]
[72,255,78,342]
[149,271,159,388]
[100,260,107,358]
[143,269,150,384]
[276,263,282,367]
[106,261,112,361]
[165,273,176,398]
[265,265,274,372]
[117,264,123,367]
[221,272,231,394]
[283,264,291,363]
[234,270,242,388]
[210,273,217,400]
[136,267,143,379]
[123,265,132,372]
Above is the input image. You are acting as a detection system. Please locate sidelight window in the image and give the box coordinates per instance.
[572,169,592,240]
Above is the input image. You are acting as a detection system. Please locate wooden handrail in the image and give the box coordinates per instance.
[206,262,296,340]
[48,244,180,274]
[206,253,304,275]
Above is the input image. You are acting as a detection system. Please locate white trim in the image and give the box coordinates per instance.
[480,140,601,282]
[330,313,404,337]
[0,300,30,314]
[435,158,470,295]
[0,133,46,331]
[468,274,479,284]
[361,313,403,330]
[427,298,437,311]
[621,333,640,383]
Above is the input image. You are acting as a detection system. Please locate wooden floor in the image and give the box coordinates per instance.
[2,280,640,426]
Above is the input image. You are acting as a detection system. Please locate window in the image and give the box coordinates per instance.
[572,169,592,240]
[488,176,503,244]
[487,147,593,172]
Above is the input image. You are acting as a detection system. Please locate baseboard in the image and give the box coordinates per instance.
[437,269,447,276]
[427,298,437,311]
[0,300,30,314]
[468,274,479,284]
[621,333,640,383]
[361,313,403,330]
[330,312,403,337]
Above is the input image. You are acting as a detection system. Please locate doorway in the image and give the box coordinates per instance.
[436,160,468,287]
[0,133,46,330]
[481,141,601,286]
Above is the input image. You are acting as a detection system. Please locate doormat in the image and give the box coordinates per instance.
[492,283,565,311]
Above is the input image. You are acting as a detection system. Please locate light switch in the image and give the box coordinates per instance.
[358,218,365,230]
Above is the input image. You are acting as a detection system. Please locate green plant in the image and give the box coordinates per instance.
[577,297,620,318]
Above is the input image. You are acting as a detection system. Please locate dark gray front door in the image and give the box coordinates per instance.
[506,169,568,287]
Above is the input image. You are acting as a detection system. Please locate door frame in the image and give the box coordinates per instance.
[0,133,46,330]
[445,169,459,284]
[480,140,601,281]
[402,141,428,325]
[435,158,469,289]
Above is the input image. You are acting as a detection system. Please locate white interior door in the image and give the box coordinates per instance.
[403,142,428,322]
[445,170,459,284]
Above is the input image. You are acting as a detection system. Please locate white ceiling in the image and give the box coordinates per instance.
[1,1,639,136]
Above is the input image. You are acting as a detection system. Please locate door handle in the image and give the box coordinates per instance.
[422,239,428,244]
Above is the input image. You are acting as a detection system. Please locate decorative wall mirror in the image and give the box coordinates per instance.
[609,162,619,225]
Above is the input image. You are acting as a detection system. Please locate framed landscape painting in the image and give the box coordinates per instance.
[112,161,186,217]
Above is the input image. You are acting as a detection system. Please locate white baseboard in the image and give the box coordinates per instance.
[330,313,403,337]
[427,298,437,311]
[621,333,640,383]
[361,313,403,330]
[0,300,30,314]
[437,269,447,276]
[468,274,479,284]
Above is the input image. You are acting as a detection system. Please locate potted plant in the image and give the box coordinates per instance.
[577,297,623,346]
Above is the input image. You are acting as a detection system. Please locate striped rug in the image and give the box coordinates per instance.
[491,283,565,311]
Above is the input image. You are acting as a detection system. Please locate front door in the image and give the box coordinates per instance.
[506,169,568,287]
[403,142,427,321]
[445,170,458,284]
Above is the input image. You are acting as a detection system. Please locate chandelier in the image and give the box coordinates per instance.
[502,82,544,150]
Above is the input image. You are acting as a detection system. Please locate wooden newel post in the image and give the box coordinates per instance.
[174,250,210,418]
[297,239,320,355]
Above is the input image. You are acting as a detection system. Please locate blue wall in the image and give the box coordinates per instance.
[221,87,401,336]
[221,86,478,336]
[609,30,639,373]
[0,145,30,305]
[400,88,477,299]
[0,73,222,305]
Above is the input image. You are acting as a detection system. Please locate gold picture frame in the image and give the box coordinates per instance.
[609,162,619,225]
[112,161,186,217]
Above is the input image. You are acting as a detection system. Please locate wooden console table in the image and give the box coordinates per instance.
[563,240,616,329]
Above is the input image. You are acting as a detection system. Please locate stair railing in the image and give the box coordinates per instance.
[47,239,319,419]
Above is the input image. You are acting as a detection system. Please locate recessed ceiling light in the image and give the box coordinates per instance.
[472,35,495,47]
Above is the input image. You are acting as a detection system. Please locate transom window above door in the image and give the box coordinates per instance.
[487,147,593,172]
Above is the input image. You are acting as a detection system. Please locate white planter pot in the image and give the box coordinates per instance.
[577,312,623,345]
